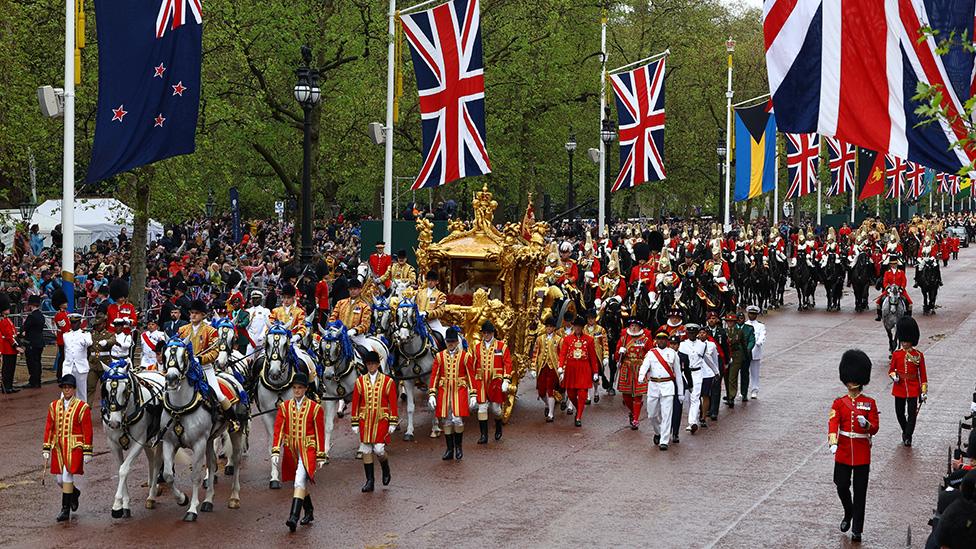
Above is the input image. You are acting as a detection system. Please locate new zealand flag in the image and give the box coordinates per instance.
[85,0,202,183]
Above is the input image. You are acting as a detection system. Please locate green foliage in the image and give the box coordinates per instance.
[0,0,766,223]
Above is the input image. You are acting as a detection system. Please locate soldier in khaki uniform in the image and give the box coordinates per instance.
[329,278,372,347]
[87,313,118,402]
[417,270,448,339]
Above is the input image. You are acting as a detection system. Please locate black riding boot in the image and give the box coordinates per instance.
[454,432,464,460]
[494,419,503,440]
[442,433,455,460]
[875,304,882,321]
[285,497,303,532]
[379,458,391,486]
[361,462,375,492]
[71,487,81,512]
[56,492,71,522]
[299,496,314,525]
[477,420,489,444]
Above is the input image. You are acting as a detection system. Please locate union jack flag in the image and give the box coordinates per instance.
[825,137,854,197]
[936,172,949,194]
[401,0,491,190]
[904,161,926,199]
[884,155,906,199]
[947,174,962,195]
[156,0,202,39]
[609,55,667,192]
[785,132,819,199]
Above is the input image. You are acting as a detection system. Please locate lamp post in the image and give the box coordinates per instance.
[565,127,577,212]
[205,189,216,218]
[18,200,38,225]
[600,106,616,228]
[294,45,321,269]
[716,132,726,220]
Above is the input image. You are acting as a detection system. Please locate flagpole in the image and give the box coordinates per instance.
[941,194,945,213]
[382,0,396,249]
[723,37,734,230]
[608,49,670,75]
[62,0,75,311]
[773,133,779,226]
[929,189,933,214]
[816,173,822,226]
[875,195,879,217]
[597,9,607,237]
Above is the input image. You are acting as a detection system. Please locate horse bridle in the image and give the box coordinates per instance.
[394,308,431,362]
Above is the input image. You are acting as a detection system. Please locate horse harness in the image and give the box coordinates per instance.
[102,370,163,451]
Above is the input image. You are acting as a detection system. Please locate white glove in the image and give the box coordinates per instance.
[501,380,510,394]
[316,459,326,469]
[920,393,928,403]
[618,348,627,357]
[347,329,357,337]
[291,334,301,344]
[388,424,396,435]
[419,311,427,318]
[592,373,599,382]
[84,455,92,464]
[528,369,537,379]
[890,372,900,382]
[428,395,437,409]
[603,358,609,368]
[352,426,359,435]
[469,396,477,409]
[830,445,837,455]
[271,454,279,467]
[42,451,50,461]
[98,339,108,347]
[857,416,869,428]
[584,271,595,281]
[970,402,976,414]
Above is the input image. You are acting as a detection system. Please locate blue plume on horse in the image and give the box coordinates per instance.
[268,322,291,337]
[397,299,431,340]
[372,297,392,312]
[101,360,130,381]
[324,320,354,361]
[213,317,234,330]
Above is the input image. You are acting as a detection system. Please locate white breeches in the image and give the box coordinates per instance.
[427,318,447,339]
[203,365,227,402]
[477,402,502,419]
[64,367,88,403]
[56,466,75,487]
[749,358,761,393]
[687,370,703,426]
[358,443,387,457]
[350,333,368,347]
[646,384,673,445]
[440,400,464,430]
[294,454,308,490]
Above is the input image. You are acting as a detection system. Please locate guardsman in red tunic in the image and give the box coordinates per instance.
[628,242,655,288]
[889,317,927,447]
[272,373,326,532]
[368,241,392,288]
[473,322,512,443]
[43,374,93,522]
[351,351,398,492]
[828,350,880,543]
[52,289,70,379]
[530,316,562,422]
[615,318,650,429]
[106,279,138,334]
[428,328,477,461]
[559,315,600,427]
[875,253,913,319]
[556,241,579,286]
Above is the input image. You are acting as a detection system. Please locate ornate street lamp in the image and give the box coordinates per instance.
[294,45,321,268]
[600,106,616,227]
[19,199,37,225]
[205,189,216,217]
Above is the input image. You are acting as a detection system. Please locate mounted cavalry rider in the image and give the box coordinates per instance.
[881,228,903,265]
[329,278,372,347]
[821,228,843,267]
[655,252,681,299]
[595,250,626,308]
[705,242,731,294]
[380,249,417,290]
[629,241,655,290]
[875,253,912,320]
[580,231,601,283]
[556,241,579,286]
[416,270,448,340]
[769,232,787,262]
[270,284,307,342]
[915,232,943,288]
[179,299,237,422]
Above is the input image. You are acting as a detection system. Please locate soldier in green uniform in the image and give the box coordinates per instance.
[735,310,756,402]
[723,313,744,409]
[87,313,118,401]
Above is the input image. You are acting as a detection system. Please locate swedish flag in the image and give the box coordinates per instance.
[733,102,776,202]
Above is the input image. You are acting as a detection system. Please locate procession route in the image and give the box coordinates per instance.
[0,253,973,548]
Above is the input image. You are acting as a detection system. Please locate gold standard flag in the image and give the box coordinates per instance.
[734,101,776,201]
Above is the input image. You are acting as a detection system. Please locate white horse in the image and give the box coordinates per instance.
[316,321,366,460]
[99,359,165,518]
[251,323,316,487]
[213,319,254,474]
[882,284,908,355]
[160,340,246,521]
[390,299,443,441]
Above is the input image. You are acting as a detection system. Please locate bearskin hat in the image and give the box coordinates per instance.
[633,241,650,263]
[109,278,129,300]
[896,316,920,346]
[838,349,872,387]
[646,230,665,253]
[51,289,68,309]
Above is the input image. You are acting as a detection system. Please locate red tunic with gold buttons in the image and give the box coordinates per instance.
[556,259,579,285]
[629,262,655,286]
[43,397,93,474]
[828,393,880,466]
[351,373,399,444]
[106,302,138,334]
[888,348,927,398]
[428,349,477,418]
[474,338,512,404]
[272,398,326,481]
[559,333,599,390]
[616,329,650,396]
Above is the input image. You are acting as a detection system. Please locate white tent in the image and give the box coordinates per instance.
[0,209,93,251]
[36,198,164,243]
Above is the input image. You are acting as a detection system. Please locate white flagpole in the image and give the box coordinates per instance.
[723,37,734,230]
[816,172,822,226]
[598,11,607,236]
[382,0,396,249]
[773,133,779,226]
[929,188,933,214]
[62,0,76,311]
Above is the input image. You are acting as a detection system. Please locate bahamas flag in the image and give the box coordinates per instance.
[733,102,776,201]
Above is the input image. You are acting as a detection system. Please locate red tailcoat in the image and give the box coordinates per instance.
[888,348,928,398]
[828,393,880,466]
[106,302,138,333]
[429,349,477,418]
[43,398,93,474]
[272,398,326,481]
[315,279,330,311]
[559,333,599,390]
[474,339,513,403]
[616,329,650,396]
[351,373,399,444]
[941,239,952,260]
[369,253,392,288]
[881,268,912,304]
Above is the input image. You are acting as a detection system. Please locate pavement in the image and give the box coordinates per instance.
[0,253,973,548]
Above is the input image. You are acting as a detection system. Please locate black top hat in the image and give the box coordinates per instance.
[480,321,495,333]
[280,284,297,297]
[445,327,460,342]
[292,372,310,387]
[363,350,380,364]
[543,316,557,327]
[27,295,41,306]
[396,249,407,259]
[426,270,439,281]
[572,315,586,327]
[189,299,208,314]
[58,374,77,388]
[348,278,363,289]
